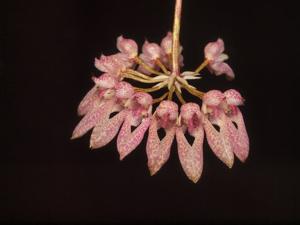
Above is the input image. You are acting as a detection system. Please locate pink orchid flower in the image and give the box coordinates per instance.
[72,74,119,139]
[204,38,235,80]
[77,73,117,116]
[89,81,135,149]
[142,40,162,61]
[176,103,204,183]
[94,53,133,77]
[146,100,178,175]
[72,0,249,183]
[117,36,138,59]
[117,92,153,160]
[137,41,162,75]
[223,89,249,162]
[201,90,235,168]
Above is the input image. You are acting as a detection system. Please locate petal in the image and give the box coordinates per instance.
[216,53,229,62]
[92,73,117,89]
[176,126,204,183]
[94,55,116,74]
[115,81,134,100]
[160,32,172,55]
[179,53,184,67]
[204,38,224,61]
[90,109,127,149]
[202,90,224,107]
[117,113,151,160]
[228,108,249,162]
[133,92,153,108]
[94,54,128,76]
[224,89,244,106]
[137,53,157,75]
[77,86,101,116]
[211,62,235,80]
[142,40,162,60]
[202,113,234,168]
[71,99,115,139]
[113,53,134,68]
[146,117,176,175]
[116,35,138,59]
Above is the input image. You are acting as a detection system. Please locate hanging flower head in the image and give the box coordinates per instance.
[72,0,249,183]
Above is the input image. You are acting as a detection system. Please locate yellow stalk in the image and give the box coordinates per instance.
[194,59,209,74]
[134,57,165,76]
[155,58,170,75]
[153,92,169,104]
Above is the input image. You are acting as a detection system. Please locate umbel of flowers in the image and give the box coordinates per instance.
[71,0,249,183]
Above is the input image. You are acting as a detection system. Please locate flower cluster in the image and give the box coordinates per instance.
[72,0,249,183]
[71,33,249,183]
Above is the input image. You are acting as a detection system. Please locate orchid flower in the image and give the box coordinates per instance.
[146,100,178,175]
[223,89,249,162]
[72,0,249,183]
[117,92,153,160]
[72,74,118,139]
[176,103,204,183]
[89,81,134,149]
[204,38,235,80]
[201,90,235,168]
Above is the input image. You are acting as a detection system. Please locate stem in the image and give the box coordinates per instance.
[194,59,209,74]
[125,69,151,80]
[175,88,186,104]
[168,86,175,100]
[182,84,205,99]
[134,57,164,76]
[171,0,182,76]
[153,92,168,104]
[123,73,165,84]
[167,0,182,101]
[155,59,170,74]
[134,82,167,93]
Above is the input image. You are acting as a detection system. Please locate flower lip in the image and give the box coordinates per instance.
[180,103,200,122]
[156,100,178,122]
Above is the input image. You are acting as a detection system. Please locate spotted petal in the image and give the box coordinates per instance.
[71,99,115,139]
[202,112,234,168]
[117,113,151,160]
[90,109,127,149]
[77,86,103,116]
[176,125,204,183]
[146,117,176,175]
[228,108,249,162]
[210,62,235,80]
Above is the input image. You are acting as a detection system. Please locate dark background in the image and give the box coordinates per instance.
[1,0,299,224]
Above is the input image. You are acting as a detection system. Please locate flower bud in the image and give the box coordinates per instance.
[117,36,138,59]
[142,40,162,60]
[161,32,172,55]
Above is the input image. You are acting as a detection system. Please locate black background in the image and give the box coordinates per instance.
[1,0,299,224]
